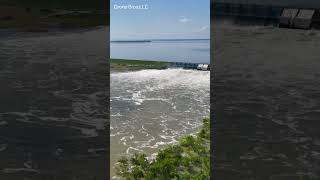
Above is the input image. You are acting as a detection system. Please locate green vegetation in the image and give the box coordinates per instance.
[111,59,170,71]
[0,0,108,29]
[116,118,210,180]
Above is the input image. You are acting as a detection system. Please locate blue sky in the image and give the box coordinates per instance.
[110,0,210,40]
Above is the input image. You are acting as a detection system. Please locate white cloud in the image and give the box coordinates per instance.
[199,25,209,31]
[179,16,191,23]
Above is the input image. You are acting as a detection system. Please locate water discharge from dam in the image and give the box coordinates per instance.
[0,28,109,179]
[110,69,210,178]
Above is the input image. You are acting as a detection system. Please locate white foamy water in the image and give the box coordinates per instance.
[110,68,210,177]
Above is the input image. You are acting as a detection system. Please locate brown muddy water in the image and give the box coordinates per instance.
[0,27,108,180]
[213,24,320,180]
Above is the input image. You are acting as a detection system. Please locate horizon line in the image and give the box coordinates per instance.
[111,38,210,42]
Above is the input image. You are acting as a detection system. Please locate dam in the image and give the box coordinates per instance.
[169,62,210,71]
[212,0,320,29]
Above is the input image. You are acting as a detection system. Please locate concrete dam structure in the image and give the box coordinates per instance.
[169,62,210,71]
[211,0,320,29]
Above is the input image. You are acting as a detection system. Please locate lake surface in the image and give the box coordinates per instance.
[111,39,210,63]
[110,69,210,178]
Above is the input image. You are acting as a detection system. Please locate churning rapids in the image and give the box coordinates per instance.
[0,28,109,180]
[110,69,210,177]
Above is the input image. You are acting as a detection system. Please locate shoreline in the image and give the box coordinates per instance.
[110,59,170,72]
[110,59,210,72]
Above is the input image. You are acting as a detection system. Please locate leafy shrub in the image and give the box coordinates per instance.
[116,118,210,180]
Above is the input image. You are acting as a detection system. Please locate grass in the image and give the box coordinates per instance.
[0,0,108,29]
[111,59,170,71]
